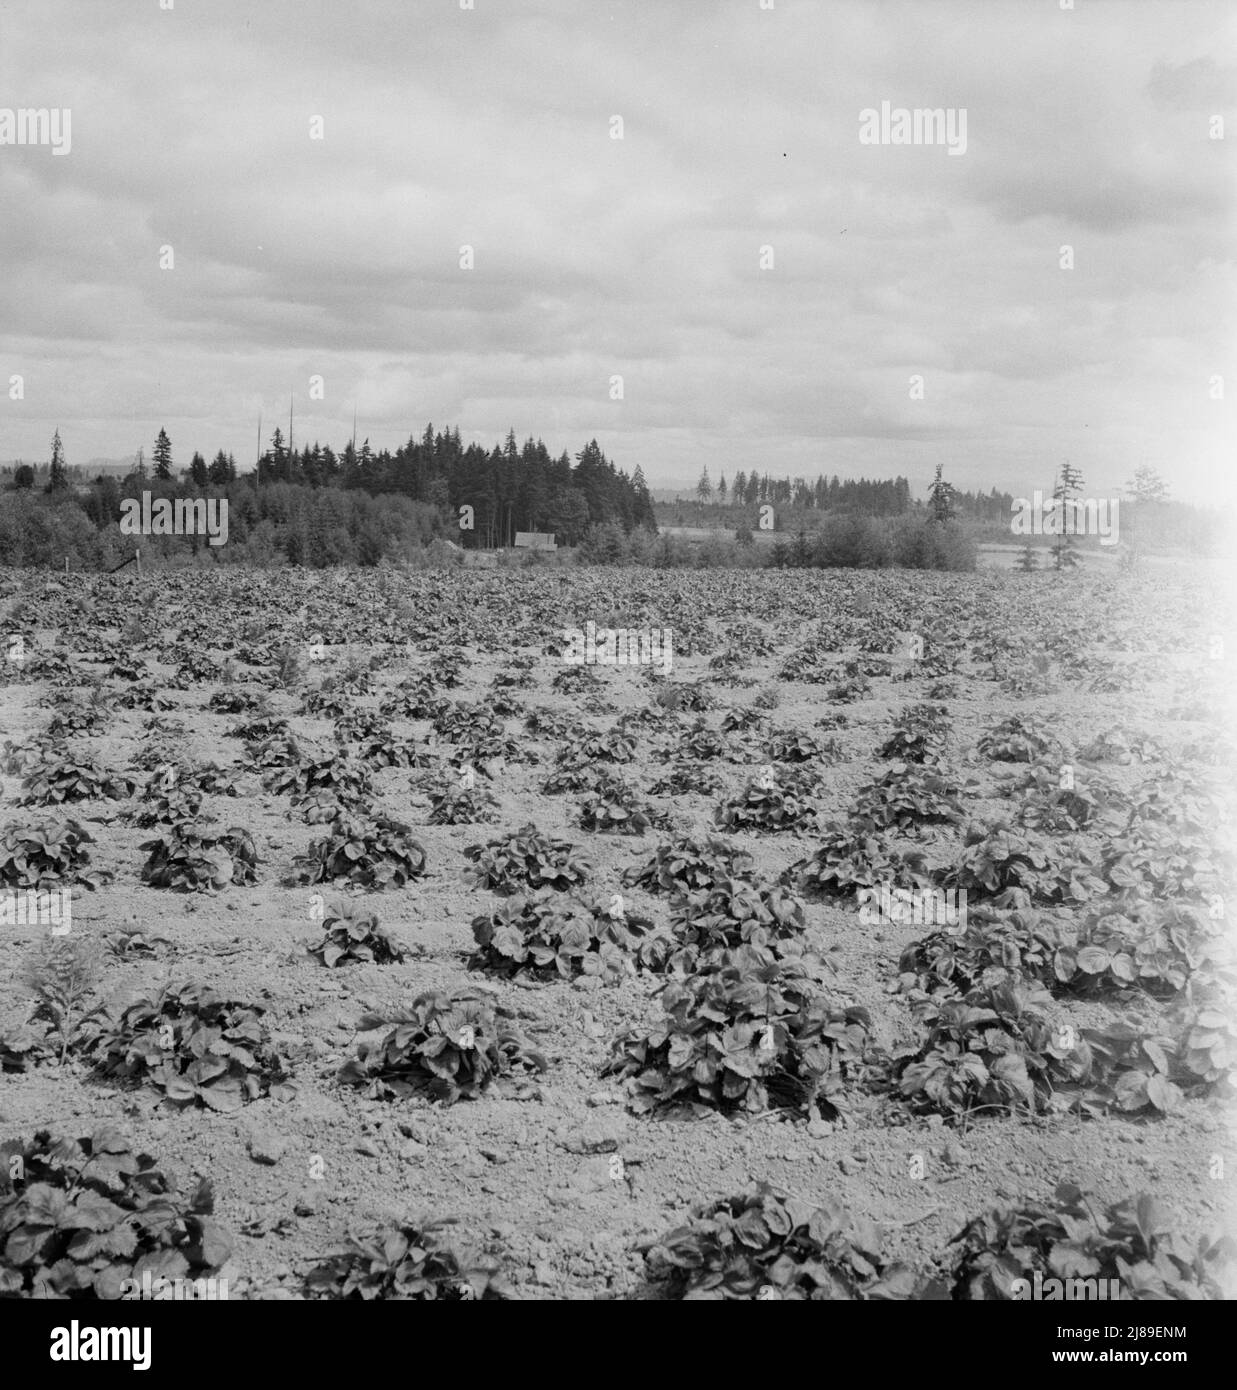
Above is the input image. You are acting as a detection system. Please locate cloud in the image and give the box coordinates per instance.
[0,0,1232,504]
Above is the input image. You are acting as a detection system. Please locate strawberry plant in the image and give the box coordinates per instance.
[128,764,214,827]
[978,715,1061,763]
[427,780,500,824]
[604,945,870,1117]
[19,750,135,806]
[945,1182,1234,1300]
[0,817,113,890]
[785,821,927,897]
[81,982,295,1111]
[878,704,950,762]
[139,820,259,892]
[295,812,427,889]
[309,901,409,967]
[339,989,548,1103]
[766,729,832,764]
[0,1127,232,1299]
[675,720,732,761]
[651,878,808,974]
[470,890,650,982]
[624,834,755,894]
[578,773,662,835]
[0,1024,56,1074]
[645,1183,942,1301]
[943,823,1104,908]
[715,766,820,833]
[850,763,969,830]
[1005,763,1116,833]
[648,762,722,796]
[463,824,593,893]
[891,977,1088,1121]
[304,1218,511,1300]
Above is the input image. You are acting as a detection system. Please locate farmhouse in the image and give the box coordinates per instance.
[513,531,556,551]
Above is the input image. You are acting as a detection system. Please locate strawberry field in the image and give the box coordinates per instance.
[1,564,1234,1301]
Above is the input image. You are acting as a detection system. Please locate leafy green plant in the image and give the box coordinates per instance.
[878,704,950,762]
[139,820,259,893]
[20,750,135,806]
[715,766,820,833]
[463,824,593,894]
[20,938,101,1064]
[945,1182,1234,1300]
[645,1183,943,1301]
[578,773,662,835]
[784,821,927,897]
[427,780,500,824]
[294,812,427,889]
[624,834,755,894]
[977,715,1061,763]
[304,1218,511,1301]
[309,901,409,967]
[0,817,113,890]
[470,890,650,982]
[891,977,1088,1121]
[648,878,809,974]
[81,982,295,1111]
[339,989,548,1103]
[850,762,970,830]
[0,1127,232,1299]
[604,945,870,1117]
[944,823,1103,908]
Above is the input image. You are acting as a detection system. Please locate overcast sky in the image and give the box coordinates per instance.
[0,0,1232,503]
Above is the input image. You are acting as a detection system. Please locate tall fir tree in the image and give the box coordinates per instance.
[927,462,957,522]
[1052,463,1085,571]
[46,429,69,492]
[153,428,173,480]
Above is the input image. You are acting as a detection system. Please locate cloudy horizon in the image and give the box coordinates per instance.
[0,0,1233,505]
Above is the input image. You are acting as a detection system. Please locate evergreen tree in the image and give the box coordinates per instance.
[189,451,208,487]
[928,463,957,522]
[1017,543,1039,572]
[1126,466,1168,504]
[46,430,69,492]
[208,450,231,485]
[1122,467,1168,570]
[1052,463,1084,571]
[717,472,728,505]
[696,466,712,503]
[153,428,173,480]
